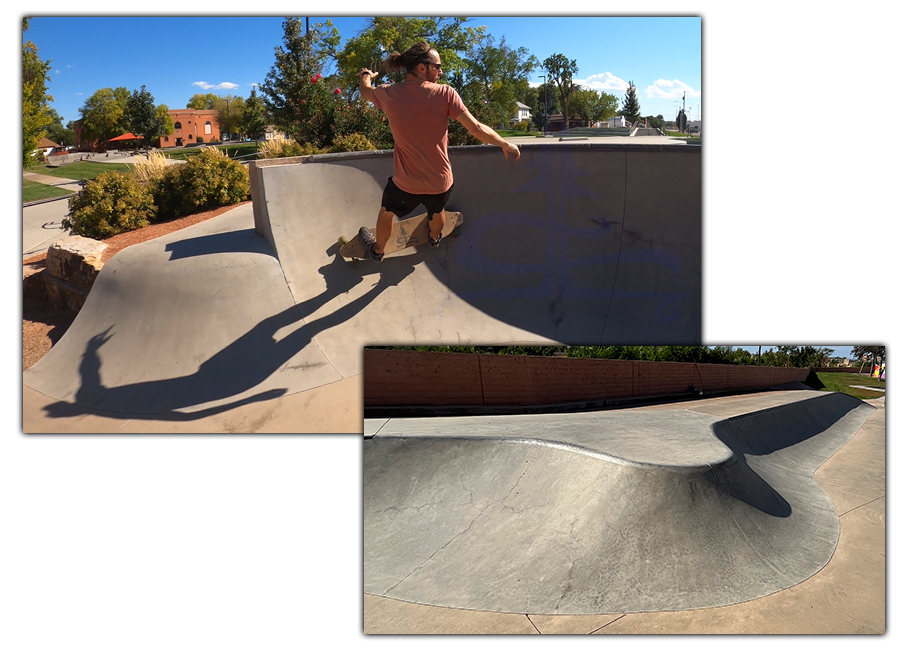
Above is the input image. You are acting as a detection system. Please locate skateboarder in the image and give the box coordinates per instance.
[357,40,521,261]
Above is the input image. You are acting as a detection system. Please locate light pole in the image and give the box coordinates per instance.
[539,74,547,135]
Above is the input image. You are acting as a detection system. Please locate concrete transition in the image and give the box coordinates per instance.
[24,143,699,423]
[363,390,876,614]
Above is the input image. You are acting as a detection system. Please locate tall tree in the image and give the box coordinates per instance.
[213,95,245,138]
[460,35,538,129]
[520,81,558,133]
[187,92,221,110]
[542,53,578,129]
[80,87,130,144]
[258,17,341,145]
[242,88,268,144]
[156,104,175,138]
[620,80,641,125]
[336,17,484,93]
[23,19,54,166]
[126,85,168,149]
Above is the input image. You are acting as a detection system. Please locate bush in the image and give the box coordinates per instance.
[332,99,393,150]
[258,136,324,159]
[329,133,377,153]
[513,120,530,132]
[151,146,250,220]
[63,170,156,239]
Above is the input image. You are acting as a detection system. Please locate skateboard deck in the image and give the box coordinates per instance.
[339,211,463,260]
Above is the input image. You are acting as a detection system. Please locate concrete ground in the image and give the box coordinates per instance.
[363,389,886,634]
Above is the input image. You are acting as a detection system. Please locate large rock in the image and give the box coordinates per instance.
[46,236,108,289]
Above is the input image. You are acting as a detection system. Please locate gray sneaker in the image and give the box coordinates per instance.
[358,227,384,261]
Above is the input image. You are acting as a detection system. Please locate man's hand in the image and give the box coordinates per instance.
[359,68,379,81]
[501,142,521,161]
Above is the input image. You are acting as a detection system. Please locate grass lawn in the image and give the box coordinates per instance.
[163,143,261,161]
[809,371,885,401]
[23,180,73,203]
[25,161,132,180]
[497,129,542,138]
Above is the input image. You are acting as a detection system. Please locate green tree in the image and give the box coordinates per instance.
[521,81,558,133]
[258,17,341,147]
[156,104,175,138]
[23,20,54,166]
[186,93,221,110]
[542,53,578,129]
[336,16,484,93]
[459,35,538,129]
[852,346,885,372]
[242,88,268,144]
[80,87,130,145]
[126,85,168,149]
[568,88,618,127]
[619,80,641,124]
[212,95,244,138]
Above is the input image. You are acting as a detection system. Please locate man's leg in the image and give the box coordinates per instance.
[374,207,395,254]
[428,209,446,243]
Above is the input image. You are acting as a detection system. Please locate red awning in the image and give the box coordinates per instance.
[108,132,144,141]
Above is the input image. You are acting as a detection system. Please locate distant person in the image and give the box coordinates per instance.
[356,40,521,261]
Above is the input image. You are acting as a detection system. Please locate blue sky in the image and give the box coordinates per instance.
[23,15,700,127]
[734,346,856,359]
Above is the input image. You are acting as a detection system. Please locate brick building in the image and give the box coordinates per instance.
[159,109,220,148]
[74,108,221,151]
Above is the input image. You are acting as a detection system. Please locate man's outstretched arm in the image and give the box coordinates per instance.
[358,68,379,104]
[455,109,521,161]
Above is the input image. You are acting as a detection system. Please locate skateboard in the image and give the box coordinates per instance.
[339,211,463,260]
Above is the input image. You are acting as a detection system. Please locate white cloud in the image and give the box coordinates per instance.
[575,72,629,92]
[645,78,700,99]
[192,81,240,91]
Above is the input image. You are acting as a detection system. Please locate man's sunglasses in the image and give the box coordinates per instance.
[422,62,443,70]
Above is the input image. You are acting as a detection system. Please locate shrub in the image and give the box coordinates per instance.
[151,146,250,220]
[333,99,393,150]
[131,150,171,184]
[258,136,324,159]
[513,120,530,132]
[329,133,377,153]
[63,170,156,239]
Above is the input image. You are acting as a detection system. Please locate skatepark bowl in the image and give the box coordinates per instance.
[23,143,699,428]
[363,390,876,615]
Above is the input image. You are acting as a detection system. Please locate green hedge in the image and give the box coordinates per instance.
[63,170,156,239]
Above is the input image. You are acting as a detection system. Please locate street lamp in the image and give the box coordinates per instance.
[539,74,547,136]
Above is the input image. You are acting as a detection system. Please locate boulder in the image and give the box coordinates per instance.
[46,236,108,289]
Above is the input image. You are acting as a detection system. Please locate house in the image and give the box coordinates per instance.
[33,136,62,157]
[511,101,532,125]
[547,113,587,132]
[264,125,285,141]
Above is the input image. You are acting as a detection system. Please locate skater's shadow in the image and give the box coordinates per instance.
[43,250,419,421]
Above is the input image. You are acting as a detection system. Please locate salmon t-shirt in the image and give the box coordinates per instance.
[370,80,468,195]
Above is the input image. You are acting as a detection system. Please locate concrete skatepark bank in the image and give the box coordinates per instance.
[23,143,699,429]
[364,390,878,616]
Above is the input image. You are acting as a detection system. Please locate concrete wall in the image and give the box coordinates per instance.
[364,350,811,407]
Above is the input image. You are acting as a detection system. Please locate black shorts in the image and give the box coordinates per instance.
[381,177,453,220]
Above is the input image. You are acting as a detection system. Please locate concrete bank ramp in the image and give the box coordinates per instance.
[24,143,698,421]
[364,392,875,614]
[252,143,700,351]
